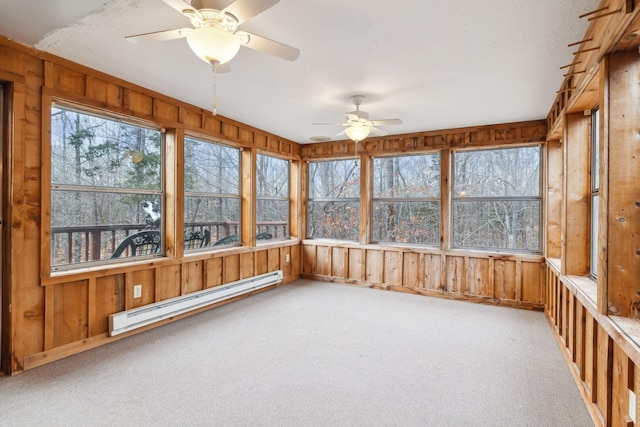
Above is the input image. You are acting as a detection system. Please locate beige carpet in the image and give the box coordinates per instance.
[0,280,592,426]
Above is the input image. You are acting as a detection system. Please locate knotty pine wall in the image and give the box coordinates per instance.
[299,121,548,311]
[0,36,301,373]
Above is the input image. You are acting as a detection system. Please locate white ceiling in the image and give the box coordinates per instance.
[0,0,598,144]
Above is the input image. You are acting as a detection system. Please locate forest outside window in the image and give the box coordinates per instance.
[590,108,600,278]
[256,154,289,241]
[452,146,541,252]
[184,136,241,249]
[372,154,440,245]
[50,105,163,270]
[307,159,360,241]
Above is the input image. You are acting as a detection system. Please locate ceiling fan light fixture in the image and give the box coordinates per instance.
[345,124,371,143]
[186,25,241,65]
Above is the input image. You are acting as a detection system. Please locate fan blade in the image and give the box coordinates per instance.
[223,0,279,24]
[312,122,347,126]
[369,127,388,136]
[371,119,403,126]
[236,31,300,61]
[346,113,360,122]
[161,0,196,14]
[125,28,190,44]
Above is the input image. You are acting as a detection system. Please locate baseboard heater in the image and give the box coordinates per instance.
[109,270,283,336]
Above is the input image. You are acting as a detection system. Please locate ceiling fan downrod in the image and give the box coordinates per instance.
[211,60,219,115]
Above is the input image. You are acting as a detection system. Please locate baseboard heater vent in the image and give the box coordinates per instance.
[109,270,283,336]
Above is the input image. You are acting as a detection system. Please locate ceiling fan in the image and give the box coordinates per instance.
[126,0,300,113]
[313,95,403,143]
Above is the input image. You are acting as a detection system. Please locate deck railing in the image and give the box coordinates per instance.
[51,221,288,266]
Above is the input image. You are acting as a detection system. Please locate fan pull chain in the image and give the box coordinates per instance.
[211,60,219,116]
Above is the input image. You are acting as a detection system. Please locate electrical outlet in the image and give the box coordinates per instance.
[285,254,290,263]
[133,284,142,298]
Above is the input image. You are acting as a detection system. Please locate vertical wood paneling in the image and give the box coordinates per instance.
[224,254,240,283]
[92,275,124,336]
[315,246,331,276]
[597,324,613,425]
[561,113,591,276]
[156,265,181,301]
[53,280,88,347]
[268,248,280,273]
[255,250,268,275]
[606,50,640,318]
[331,247,346,279]
[365,250,383,283]
[424,254,441,290]
[240,253,254,279]
[494,260,516,300]
[204,258,223,288]
[348,248,364,281]
[446,256,464,293]
[302,244,316,275]
[383,251,402,286]
[130,270,155,309]
[585,311,597,401]
[521,262,542,304]
[402,252,421,288]
[612,342,631,426]
[182,260,203,294]
[467,257,490,296]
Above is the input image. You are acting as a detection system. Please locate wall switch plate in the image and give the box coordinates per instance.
[133,284,142,298]
[285,254,290,262]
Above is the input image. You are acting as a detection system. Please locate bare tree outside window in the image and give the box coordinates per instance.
[50,106,162,268]
[372,154,440,245]
[184,137,240,247]
[307,159,360,241]
[452,146,541,252]
[256,154,289,240]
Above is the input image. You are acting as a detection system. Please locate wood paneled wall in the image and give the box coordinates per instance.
[299,120,548,310]
[0,36,302,374]
[546,261,640,426]
[302,241,545,309]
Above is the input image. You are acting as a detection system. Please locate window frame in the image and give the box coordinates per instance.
[183,134,242,250]
[306,158,361,242]
[450,144,543,253]
[49,101,165,272]
[370,152,441,247]
[256,152,291,242]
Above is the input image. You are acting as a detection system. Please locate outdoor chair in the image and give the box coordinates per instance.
[184,229,211,249]
[111,230,161,258]
[212,234,239,246]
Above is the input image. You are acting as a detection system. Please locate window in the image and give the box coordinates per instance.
[372,154,440,245]
[184,136,240,248]
[452,146,541,252]
[256,154,289,240]
[591,108,600,277]
[50,106,163,269]
[307,159,360,241]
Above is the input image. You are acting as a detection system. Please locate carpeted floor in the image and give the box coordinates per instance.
[0,280,592,426]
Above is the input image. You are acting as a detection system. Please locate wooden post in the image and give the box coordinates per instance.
[598,55,609,316]
[561,113,591,276]
[289,160,300,240]
[545,140,563,258]
[164,128,181,258]
[241,148,255,247]
[440,149,451,251]
[605,49,640,317]
[359,153,371,245]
